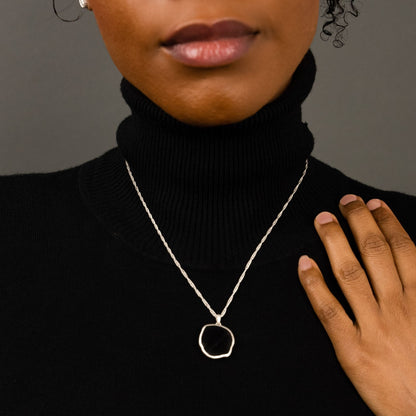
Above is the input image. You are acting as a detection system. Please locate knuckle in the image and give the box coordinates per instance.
[317,303,339,323]
[388,232,414,253]
[360,233,390,256]
[391,298,409,319]
[336,261,364,284]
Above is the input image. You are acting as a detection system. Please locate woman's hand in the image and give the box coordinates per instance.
[297,194,416,416]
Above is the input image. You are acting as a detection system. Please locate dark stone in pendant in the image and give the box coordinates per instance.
[199,323,235,359]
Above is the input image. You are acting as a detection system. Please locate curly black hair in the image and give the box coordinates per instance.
[320,0,360,48]
[53,0,360,49]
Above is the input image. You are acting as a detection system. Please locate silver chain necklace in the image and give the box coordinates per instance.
[124,157,309,359]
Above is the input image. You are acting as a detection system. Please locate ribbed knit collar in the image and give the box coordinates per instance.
[79,48,319,270]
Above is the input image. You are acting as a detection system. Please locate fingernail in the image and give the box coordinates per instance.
[299,255,313,271]
[316,212,334,225]
[340,194,358,206]
[367,199,382,211]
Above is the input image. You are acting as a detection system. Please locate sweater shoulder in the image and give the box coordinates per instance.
[0,164,81,212]
[310,156,416,198]
[0,164,79,187]
[0,163,88,243]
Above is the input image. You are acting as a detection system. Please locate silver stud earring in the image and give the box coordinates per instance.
[79,0,89,9]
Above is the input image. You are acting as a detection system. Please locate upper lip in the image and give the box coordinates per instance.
[161,19,258,47]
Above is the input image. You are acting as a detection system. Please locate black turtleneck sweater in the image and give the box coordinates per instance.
[1,49,416,415]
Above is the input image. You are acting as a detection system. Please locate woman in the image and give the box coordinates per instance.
[1,0,416,414]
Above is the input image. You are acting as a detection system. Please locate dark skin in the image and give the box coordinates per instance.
[299,195,416,415]
[88,0,319,126]
[87,1,416,414]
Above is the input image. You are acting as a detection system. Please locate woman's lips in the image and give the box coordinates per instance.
[161,19,259,68]
[163,35,257,68]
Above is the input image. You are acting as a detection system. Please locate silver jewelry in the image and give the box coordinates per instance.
[124,157,309,359]
[79,0,89,9]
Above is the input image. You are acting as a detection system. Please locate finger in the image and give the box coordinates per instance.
[366,198,416,293]
[338,194,403,302]
[298,255,358,353]
[314,211,380,324]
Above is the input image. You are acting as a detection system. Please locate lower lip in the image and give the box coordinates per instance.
[162,34,257,68]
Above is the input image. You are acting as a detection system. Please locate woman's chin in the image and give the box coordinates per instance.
[167,109,256,127]
[155,94,266,127]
